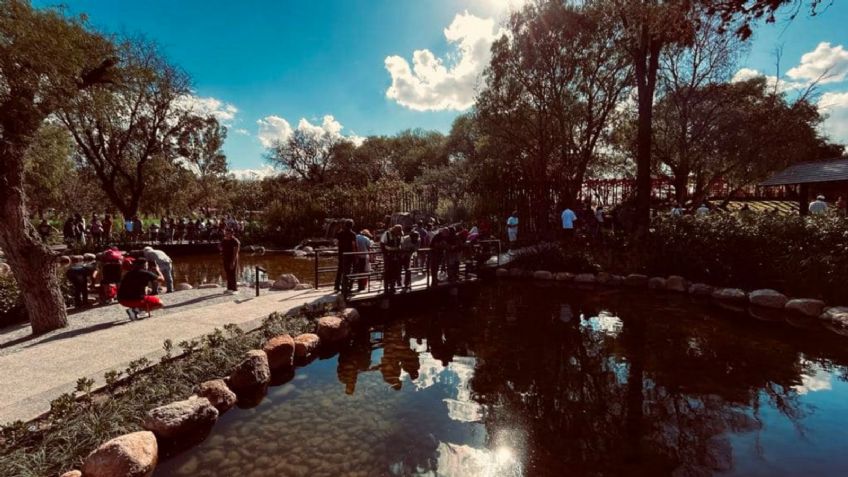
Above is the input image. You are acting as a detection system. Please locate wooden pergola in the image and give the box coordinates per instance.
[759,158,848,215]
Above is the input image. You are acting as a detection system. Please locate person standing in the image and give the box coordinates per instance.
[399,230,420,290]
[90,214,103,246]
[354,229,374,291]
[219,228,241,293]
[506,210,519,249]
[380,225,403,294]
[37,219,57,243]
[63,216,76,246]
[102,214,113,243]
[334,219,357,294]
[809,195,828,215]
[74,213,86,246]
[561,205,577,242]
[671,203,684,217]
[696,203,710,215]
[142,246,174,293]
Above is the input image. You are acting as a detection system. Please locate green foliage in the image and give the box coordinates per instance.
[0,273,25,328]
[0,303,338,476]
[508,242,599,274]
[642,214,848,302]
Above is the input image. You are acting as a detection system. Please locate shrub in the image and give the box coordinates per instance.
[507,242,599,273]
[641,214,848,303]
[0,274,25,328]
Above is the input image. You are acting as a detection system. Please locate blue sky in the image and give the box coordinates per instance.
[35,0,848,174]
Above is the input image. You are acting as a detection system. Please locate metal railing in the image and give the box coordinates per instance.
[254,265,267,297]
[313,250,339,289]
[337,239,501,299]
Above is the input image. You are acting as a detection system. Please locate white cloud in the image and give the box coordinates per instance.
[228,165,277,181]
[787,42,848,84]
[256,114,363,148]
[385,12,506,111]
[731,67,807,93]
[819,91,848,145]
[256,115,293,148]
[173,94,238,124]
[234,128,250,136]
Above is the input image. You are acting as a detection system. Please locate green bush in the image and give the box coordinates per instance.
[642,214,848,303]
[508,242,599,273]
[0,274,25,328]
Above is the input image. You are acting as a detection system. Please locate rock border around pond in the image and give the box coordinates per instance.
[58,305,363,477]
[494,267,847,338]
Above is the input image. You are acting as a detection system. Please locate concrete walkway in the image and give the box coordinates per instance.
[0,287,337,424]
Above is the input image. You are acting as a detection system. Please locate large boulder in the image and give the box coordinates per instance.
[785,298,826,317]
[294,283,313,290]
[624,274,649,288]
[60,471,82,477]
[689,283,713,296]
[666,276,688,292]
[194,379,237,413]
[820,307,848,326]
[574,273,596,285]
[294,333,321,358]
[555,272,574,282]
[228,350,271,390]
[175,282,193,291]
[495,268,509,277]
[271,274,300,290]
[316,316,350,343]
[711,288,748,302]
[258,280,274,289]
[533,270,553,280]
[262,334,295,369]
[341,307,360,325]
[82,431,158,477]
[749,289,788,309]
[142,397,218,440]
[648,277,667,290]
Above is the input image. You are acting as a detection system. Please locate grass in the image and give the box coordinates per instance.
[0,303,332,477]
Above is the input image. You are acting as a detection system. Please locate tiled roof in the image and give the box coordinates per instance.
[760,158,848,186]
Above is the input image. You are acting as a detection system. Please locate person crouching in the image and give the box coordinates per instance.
[118,258,164,321]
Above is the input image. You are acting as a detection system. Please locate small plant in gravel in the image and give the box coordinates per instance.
[0,304,330,477]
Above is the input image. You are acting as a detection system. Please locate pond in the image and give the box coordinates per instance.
[155,281,848,477]
[170,253,336,288]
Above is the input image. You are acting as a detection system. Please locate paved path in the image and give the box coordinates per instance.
[0,287,337,424]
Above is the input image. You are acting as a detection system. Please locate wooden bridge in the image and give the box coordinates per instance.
[309,240,505,303]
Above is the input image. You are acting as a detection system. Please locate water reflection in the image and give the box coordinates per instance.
[170,253,335,286]
[156,282,848,477]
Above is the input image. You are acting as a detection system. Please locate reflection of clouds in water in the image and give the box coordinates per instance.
[424,442,521,477]
[406,340,482,423]
[580,310,623,337]
[793,359,833,395]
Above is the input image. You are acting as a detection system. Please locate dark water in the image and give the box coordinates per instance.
[170,253,336,287]
[155,282,848,477]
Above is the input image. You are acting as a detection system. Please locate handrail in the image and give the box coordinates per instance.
[254,265,267,297]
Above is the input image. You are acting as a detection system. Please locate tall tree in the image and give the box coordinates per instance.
[267,128,352,184]
[23,123,76,215]
[0,0,115,333]
[177,116,228,214]
[59,40,192,218]
[478,0,631,232]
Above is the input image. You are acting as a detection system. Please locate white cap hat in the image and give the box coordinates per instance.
[817,195,825,200]
[143,246,153,252]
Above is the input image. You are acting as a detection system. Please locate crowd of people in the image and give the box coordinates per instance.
[334,219,493,296]
[37,212,252,248]
[61,230,241,321]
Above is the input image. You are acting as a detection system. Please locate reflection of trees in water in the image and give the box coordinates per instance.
[168,253,333,285]
[466,283,848,476]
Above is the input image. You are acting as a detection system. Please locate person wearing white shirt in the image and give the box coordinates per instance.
[809,195,828,215]
[561,206,577,242]
[506,211,519,247]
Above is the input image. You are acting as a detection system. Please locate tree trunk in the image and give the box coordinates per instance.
[0,141,68,334]
[633,32,663,233]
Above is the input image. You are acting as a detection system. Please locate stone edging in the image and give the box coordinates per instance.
[495,268,848,337]
[60,306,362,477]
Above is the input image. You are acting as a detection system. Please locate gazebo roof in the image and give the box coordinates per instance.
[760,157,848,186]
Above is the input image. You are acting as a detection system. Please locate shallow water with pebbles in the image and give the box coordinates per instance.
[156,282,848,476]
